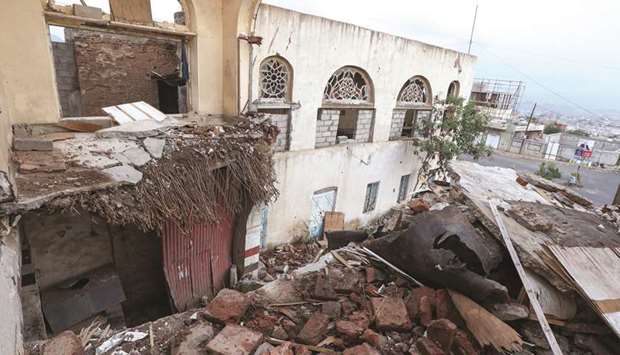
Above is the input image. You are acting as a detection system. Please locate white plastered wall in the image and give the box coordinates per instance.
[252,5,477,246]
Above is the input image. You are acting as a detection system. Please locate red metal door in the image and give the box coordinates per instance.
[162,210,234,311]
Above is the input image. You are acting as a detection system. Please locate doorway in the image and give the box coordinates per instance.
[309,188,337,239]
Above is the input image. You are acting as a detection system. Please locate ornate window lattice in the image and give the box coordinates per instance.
[259,57,291,101]
[398,77,431,106]
[323,67,371,104]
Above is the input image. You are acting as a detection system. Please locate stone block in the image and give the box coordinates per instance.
[370,297,412,331]
[206,325,263,355]
[296,313,329,345]
[14,137,53,151]
[205,288,250,322]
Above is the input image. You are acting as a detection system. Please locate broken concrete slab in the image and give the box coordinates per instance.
[114,147,151,168]
[103,164,143,184]
[206,324,263,355]
[143,137,165,159]
[205,288,250,323]
[14,137,53,151]
[250,279,303,305]
[96,119,182,139]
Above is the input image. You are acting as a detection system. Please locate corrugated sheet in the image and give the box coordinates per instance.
[547,246,620,338]
[163,210,234,311]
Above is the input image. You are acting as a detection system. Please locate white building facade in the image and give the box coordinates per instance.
[245,5,477,251]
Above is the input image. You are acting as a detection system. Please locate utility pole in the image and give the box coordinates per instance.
[468,4,479,54]
[519,103,537,155]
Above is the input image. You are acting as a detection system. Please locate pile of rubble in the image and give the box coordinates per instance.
[30,161,620,355]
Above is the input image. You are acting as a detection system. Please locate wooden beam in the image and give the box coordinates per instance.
[489,199,564,355]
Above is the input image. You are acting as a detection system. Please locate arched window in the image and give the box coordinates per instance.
[397,76,432,107]
[447,81,460,98]
[323,66,373,105]
[258,56,293,102]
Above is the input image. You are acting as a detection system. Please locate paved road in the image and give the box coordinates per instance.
[460,152,620,206]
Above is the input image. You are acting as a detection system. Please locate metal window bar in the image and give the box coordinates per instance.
[364,182,380,213]
[398,175,410,202]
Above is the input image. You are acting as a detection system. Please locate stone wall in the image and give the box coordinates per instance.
[52,32,81,117]
[315,109,339,148]
[72,30,180,116]
[389,110,406,140]
[354,109,374,143]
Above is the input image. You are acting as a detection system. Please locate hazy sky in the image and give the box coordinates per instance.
[53,0,620,117]
[262,0,620,117]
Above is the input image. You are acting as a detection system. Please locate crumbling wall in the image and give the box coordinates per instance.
[263,113,290,152]
[72,30,180,116]
[23,212,112,290]
[0,223,23,355]
[52,32,82,117]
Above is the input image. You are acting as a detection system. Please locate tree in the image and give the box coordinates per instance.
[567,129,590,137]
[414,96,491,189]
[543,123,562,134]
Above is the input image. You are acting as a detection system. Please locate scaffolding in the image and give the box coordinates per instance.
[470,79,525,120]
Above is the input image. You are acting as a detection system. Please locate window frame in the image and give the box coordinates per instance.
[363,181,380,213]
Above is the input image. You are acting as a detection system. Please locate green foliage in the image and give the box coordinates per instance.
[567,129,590,137]
[536,162,562,180]
[543,123,562,134]
[415,97,491,187]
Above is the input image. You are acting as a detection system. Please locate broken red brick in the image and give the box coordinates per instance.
[343,343,381,355]
[370,297,412,331]
[419,296,433,327]
[293,344,312,355]
[406,287,436,321]
[365,266,385,283]
[427,319,457,352]
[336,320,364,339]
[267,342,294,355]
[206,324,263,355]
[360,329,386,348]
[347,311,370,330]
[321,301,342,320]
[205,288,250,323]
[416,337,446,355]
[452,330,478,355]
[296,313,329,346]
[516,175,529,187]
[313,274,338,300]
[434,289,463,327]
[409,198,430,214]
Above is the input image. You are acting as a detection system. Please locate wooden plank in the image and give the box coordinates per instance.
[449,290,523,352]
[109,0,153,25]
[133,101,167,122]
[323,212,344,233]
[489,199,564,355]
[102,106,134,125]
[55,121,101,132]
[117,103,151,121]
[547,245,620,338]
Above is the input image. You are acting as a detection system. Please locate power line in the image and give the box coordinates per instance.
[475,44,611,121]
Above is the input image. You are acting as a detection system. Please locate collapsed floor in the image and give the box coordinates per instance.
[25,161,620,355]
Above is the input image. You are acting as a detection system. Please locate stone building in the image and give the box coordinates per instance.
[247,5,476,246]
